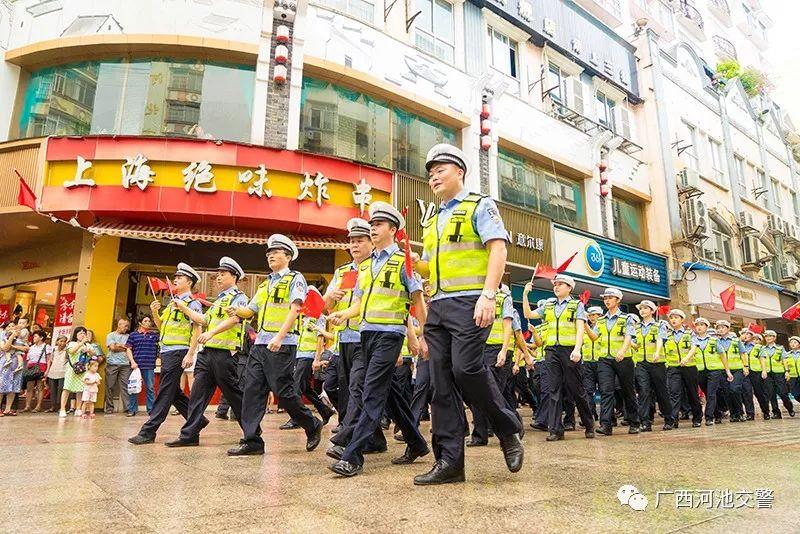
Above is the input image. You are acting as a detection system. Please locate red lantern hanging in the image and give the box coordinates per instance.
[275,45,289,64]
[276,25,290,43]
[480,134,492,151]
[480,119,491,135]
[480,102,491,120]
[273,64,288,84]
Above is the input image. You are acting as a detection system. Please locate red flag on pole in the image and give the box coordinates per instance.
[301,287,325,319]
[147,276,165,296]
[15,169,37,211]
[781,302,800,321]
[394,206,413,278]
[339,270,358,290]
[556,251,579,273]
[720,284,736,312]
[656,305,671,316]
[531,263,558,281]
[579,290,591,306]
[747,322,764,334]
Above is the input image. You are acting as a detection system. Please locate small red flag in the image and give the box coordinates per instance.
[397,207,413,278]
[579,290,591,306]
[556,251,579,273]
[781,302,800,321]
[747,322,764,334]
[656,305,671,316]
[409,305,417,318]
[339,270,358,290]
[720,284,736,312]
[15,170,37,211]
[147,276,160,296]
[533,264,558,281]
[301,287,325,319]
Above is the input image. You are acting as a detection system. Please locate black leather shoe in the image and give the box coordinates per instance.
[413,460,465,486]
[746,415,755,421]
[391,445,430,465]
[280,419,300,430]
[640,424,652,433]
[128,434,154,445]
[596,426,612,436]
[763,413,771,420]
[628,425,640,434]
[545,432,564,441]
[692,422,702,428]
[705,421,714,427]
[227,443,264,456]
[662,423,674,431]
[326,445,344,461]
[380,416,390,430]
[790,412,796,418]
[215,413,229,420]
[331,423,342,433]
[466,438,488,447]
[530,422,548,432]
[584,429,595,439]
[306,421,323,452]
[165,438,199,448]
[773,413,783,419]
[329,460,363,477]
[200,417,210,429]
[321,409,336,426]
[563,423,576,431]
[714,417,722,424]
[498,434,524,473]
[363,444,388,454]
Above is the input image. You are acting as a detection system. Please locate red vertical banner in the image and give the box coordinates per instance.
[52,293,76,347]
[0,304,10,324]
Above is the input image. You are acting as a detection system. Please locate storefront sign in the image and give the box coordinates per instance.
[40,137,392,235]
[552,225,669,298]
[394,173,551,267]
[21,261,40,270]
[51,292,76,348]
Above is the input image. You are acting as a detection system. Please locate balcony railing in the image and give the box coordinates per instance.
[709,0,730,16]
[680,3,704,29]
[543,94,642,155]
[712,35,737,59]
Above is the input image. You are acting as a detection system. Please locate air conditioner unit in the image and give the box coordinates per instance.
[682,197,709,240]
[782,219,792,236]
[306,130,321,141]
[787,223,800,244]
[741,235,772,270]
[738,211,756,233]
[779,258,799,283]
[678,168,700,192]
[767,214,784,235]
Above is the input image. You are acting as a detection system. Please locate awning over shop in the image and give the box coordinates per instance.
[681,262,784,292]
[87,222,349,249]
[683,263,782,319]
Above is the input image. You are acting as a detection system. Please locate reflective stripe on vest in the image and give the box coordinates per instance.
[596,314,629,359]
[581,335,597,362]
[765,346,785,373]
[786,353,800,378]
[664,332,693,367]
[542,300,579,347]
[255,272,301,334]
[160,300,196,346]
[695,338,724,371]
[487,293,509,345]
[332,262,360,334]
[634,325,660,364]
[747,344,763,372]
[203,289,246,351]
[720,338,743,371]
[298,317,320,353]
[422,193,489,294]
[359,252,409,325]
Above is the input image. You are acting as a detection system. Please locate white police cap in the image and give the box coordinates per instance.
[587,306,603,315]
[637,300,657,312]
[218,256,244,280]
[629,313,641,324]
[552,274,575,288]
[694,317,710,327]
[267,233,299,261]
[600,287,623,299]
[714,319,731,328]
[347,217,371,238]
[764,329,777,337]
[175,262,200,284]
[368,201,405,230]
[425,143,468,174]
[668,309,686,319]
[789,336,800,344]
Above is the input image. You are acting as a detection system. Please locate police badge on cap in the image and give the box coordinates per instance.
[267,234,299,261]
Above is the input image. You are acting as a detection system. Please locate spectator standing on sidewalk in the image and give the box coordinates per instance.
[105,319,136,414]
[125,316,159,416]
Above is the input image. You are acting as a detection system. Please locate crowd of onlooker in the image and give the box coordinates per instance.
[0,315,161,418]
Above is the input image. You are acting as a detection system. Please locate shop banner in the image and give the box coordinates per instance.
[52,293,76,346]
[552,225,669,299]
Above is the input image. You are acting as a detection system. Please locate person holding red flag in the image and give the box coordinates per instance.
[227,235,324,456]
[327,202,430,477]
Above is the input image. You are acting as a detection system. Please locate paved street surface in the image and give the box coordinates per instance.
[2,410,799,533]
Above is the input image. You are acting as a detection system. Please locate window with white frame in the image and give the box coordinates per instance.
[680,121,699,171]
[595,91,616,131]
[701,219,735,268]
[709,138,725,185]
[316,0,375,23]
[546,63,568,104]
[771,179,781,211]
[487,28,518,80]
[414,0,455,63]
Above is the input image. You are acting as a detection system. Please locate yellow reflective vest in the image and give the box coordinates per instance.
[358,251,409,325]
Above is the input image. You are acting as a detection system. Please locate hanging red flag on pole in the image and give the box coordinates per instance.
[531,263,557,281]
[15,169,37,211]
[301,287,326,319]
[339,270,358,290]
[781,302,800,321]
[656,305,671,316]
[579,290,591,306]
[720,284,736,312]
[556,251,579,273]
[747,322,764,334]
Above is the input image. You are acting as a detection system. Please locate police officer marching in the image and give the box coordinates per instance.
[661,309,703,428]
[581,306,603,422]
[786,336,800,404]
[129,263,208,445]
[323,218,374,432]
[760,330,796,418]
[327,202,430,477]
[411,143,523,485]
[592,288,639,436]
[714,320,746,423]
[687,318,733,426]
[227,234,324,456]
[524,274,595,441]
[633,300,674,431]
[164,257,249,447]
[744,331,772,419]
[528,299,553,432]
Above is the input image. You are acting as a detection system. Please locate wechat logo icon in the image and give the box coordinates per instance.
[618,485,649,511]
